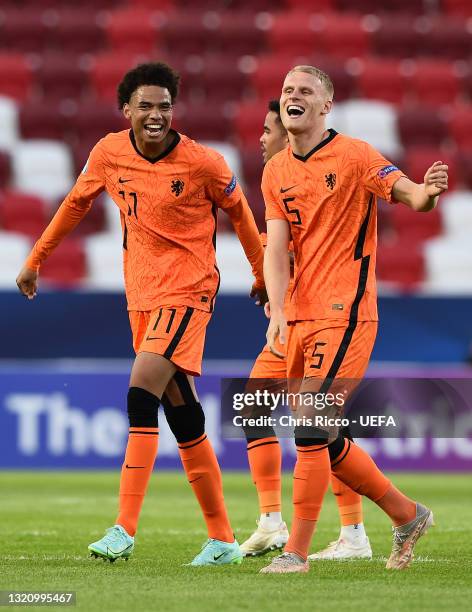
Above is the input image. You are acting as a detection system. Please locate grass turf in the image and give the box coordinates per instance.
[0,472,471,611]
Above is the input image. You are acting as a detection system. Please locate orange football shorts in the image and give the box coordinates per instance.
[129,305,211,376]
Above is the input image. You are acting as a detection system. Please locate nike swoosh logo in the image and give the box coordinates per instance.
[280,185,298,193]
[145,336,166,341]
[125,465,146,469]
[213,552,227,561]
[119,177,132,183]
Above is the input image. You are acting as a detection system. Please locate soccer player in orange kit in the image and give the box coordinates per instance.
[260,66,448,573]
[16,62,266,566]
[240,100,372,560]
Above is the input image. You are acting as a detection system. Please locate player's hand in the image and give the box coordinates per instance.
[16,266,38,300]
[424,161,448,197]
[250,282,268,307]
[266,311,287,359]
[264,302,271,319]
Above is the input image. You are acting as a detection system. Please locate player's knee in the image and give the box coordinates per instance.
[164,402,205,443]
[294,426,329,447]
[328,435,346,462]
[127,386,160,428]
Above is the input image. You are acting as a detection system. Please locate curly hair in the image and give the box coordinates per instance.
[268,99,286,131]
[117,62,180,109]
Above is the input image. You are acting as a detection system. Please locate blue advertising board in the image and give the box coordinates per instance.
[1,364,471,472]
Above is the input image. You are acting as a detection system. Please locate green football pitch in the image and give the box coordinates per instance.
[1,472,471,611]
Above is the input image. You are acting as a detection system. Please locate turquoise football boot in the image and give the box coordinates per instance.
[88,525,134,563]
[188,538,243,566]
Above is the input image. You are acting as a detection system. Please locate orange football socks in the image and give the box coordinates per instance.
[331,473,363,526]
[331,439,416,526]
[247,437,282,513]
[284,444,331,560]
[178,434,234,543]
[116,427,159,536]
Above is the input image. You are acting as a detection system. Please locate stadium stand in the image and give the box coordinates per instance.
[0,0,470,289]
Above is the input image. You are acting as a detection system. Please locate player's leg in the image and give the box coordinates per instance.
[161,372,242,565]
[322,321,433,569]
[261,324,330,574]
[89,336,176,561]
[309,426,371,560]
[240,344,288,556]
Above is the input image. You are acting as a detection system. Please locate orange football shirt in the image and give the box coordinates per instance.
[27,129,263,312]
[263,129,405,322]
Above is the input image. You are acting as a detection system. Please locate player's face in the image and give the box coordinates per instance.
[123,85,173,148]
[260,111,288,164]
[280,71,332,135]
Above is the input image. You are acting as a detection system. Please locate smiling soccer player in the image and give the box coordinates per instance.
[260,66,446,574]
[16,62,266,567]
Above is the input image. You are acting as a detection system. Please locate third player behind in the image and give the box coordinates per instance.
[240,100,373,561]
[261,66,447,573]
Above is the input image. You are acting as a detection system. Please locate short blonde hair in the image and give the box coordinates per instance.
[287,65,334,99]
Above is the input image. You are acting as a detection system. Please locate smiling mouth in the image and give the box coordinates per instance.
[144,123,164,137]
[287,105,305,117]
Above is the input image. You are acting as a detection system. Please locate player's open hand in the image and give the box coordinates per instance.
[16,266,38,300]
[266,312,287,359]
[424,161,448,197]
[250,282,268,307]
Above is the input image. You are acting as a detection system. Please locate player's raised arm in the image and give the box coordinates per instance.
[264,219,290,358]
[392,161,449,212]
[16,145,106,299]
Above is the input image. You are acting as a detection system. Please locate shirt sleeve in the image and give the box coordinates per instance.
[204,150,244,210]
[262,163,286,221]
[361,142,406,203]
[25,142,106,270]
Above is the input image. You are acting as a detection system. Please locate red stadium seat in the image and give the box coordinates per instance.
[241,147,264,194]
[0,9,51,54]
[448,105,472,151]
[458,152,472,188]
[397,106,448,148]
[0,190,48,237]
[286,0,334,9]
[199,56,250,103]
[161,12,215,56]
[268,13,316,56]
[0,152,12,190]
[89,54,148,104]
[234,101,271,145]
[408,61,460,107]
[49,10,106,54]
[420,19,472,60]
[357,59,408,105]
[19,103,67,141]
[35,54,90,101]
[404,147,458,191]
[128,0,174,8]
[105,9,160,55]
[371,16,421,59]
[377,238,425,289]
[318,14,370,59]
[249,54,299,102]
[338,0,425,13]
[0,54,33,102]
[214,12,269,57]
[69,103,128,145]
[174,102,231,141]
[41,238,86,288]
[443,0,472,17]
[270,13,370,59]
[391,204,442,242]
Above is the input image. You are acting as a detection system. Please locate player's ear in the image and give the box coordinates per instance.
[321,99,333,116]
[122,103,131,120]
